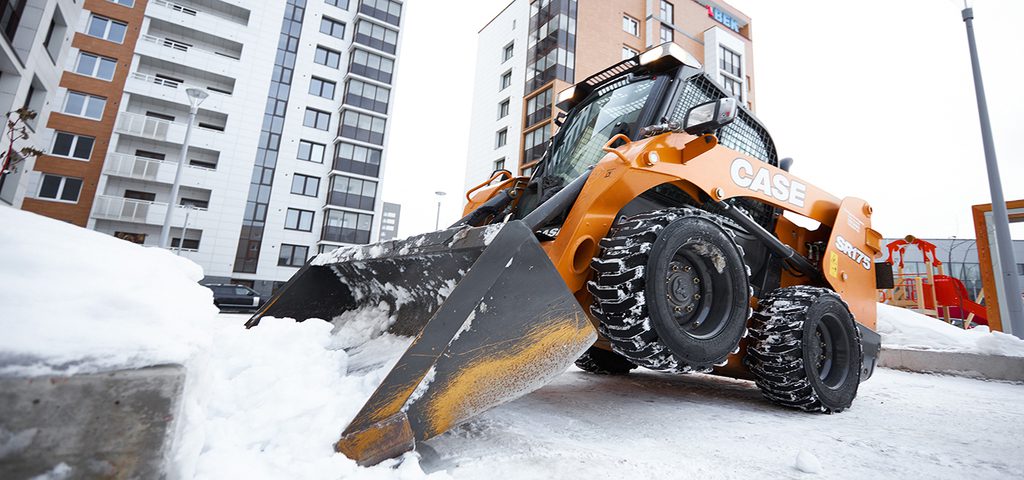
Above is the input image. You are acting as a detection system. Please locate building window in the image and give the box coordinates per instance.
[495,128,507,148]
[722,75,742,98]
[320,17,345,39]
[328,176,377,211]
[493,158,505,172]
[720,46,742,77]
[339,111,387,145]
[63,91,105,120]
[350,48,394,84]
[291,173,320,197]
[171,238,200,250]
[74,52,117,81]
[1018,264,1024,275]
[500,70,512,90]
[359,0,402,26]
[344,78,390,114]
[108,0,135,6]
[333,142,382,177]
[279,244,309,267]
[85,15,127,43]
[314,45,341,68]
[323,210,373,244]
[51,132,95,160]
[42,9,67,62]
[622,46,638,60]
[660,24,673,43]
[37,174,82,202]
[523,125,551,163]
[309,77,336,99]
[354,20,399,54]
[503,42,514,62]
[284,208,314,231]
[325,0,349,9]
[303,107,331,130]
[660,1,674,24]
[179,197,208,209]
[498,99,510,119]
[524,87,552,127]
[298,140,326,163]
[622,15,639,36]
[21,80,44,129]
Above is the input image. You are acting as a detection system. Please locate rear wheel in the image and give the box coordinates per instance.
[574,347,637,375]
[746,286,863,413]
[588,208,751,373]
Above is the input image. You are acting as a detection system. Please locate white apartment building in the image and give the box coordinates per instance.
[0,0,83,205]
[9,0,405,295]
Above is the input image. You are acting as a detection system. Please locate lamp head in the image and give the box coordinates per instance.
[185,88,209,108]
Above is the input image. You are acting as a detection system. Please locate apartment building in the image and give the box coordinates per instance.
[464,0,755,191]
[7,0,404,295]
[0,0,84,205]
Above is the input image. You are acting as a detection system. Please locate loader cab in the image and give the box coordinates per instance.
[518,43,780,234]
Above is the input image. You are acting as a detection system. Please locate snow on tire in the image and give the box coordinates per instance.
[588,207,752,373]
[745,286,863,413]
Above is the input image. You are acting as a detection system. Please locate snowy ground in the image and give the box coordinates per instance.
[4,207,1023,479]
[216,310,1024,480]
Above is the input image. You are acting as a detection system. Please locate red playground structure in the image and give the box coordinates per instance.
[880,236,988,328]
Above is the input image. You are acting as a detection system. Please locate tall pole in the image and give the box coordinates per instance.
[159,105,197,248]
[961,5,1024,337]
[434,191,446,230]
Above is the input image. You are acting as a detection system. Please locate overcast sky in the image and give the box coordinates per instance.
[382,0,1024,242]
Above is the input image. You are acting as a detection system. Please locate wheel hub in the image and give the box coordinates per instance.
[666,261,701,316]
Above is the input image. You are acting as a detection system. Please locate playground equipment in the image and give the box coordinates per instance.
[881,236,987,328]
[971,199,1024,334]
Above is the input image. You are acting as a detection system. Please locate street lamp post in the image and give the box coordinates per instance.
[960,2,1024,337]
[159,88,208,249]
[434,191,446,230]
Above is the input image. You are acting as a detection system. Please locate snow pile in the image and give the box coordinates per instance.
[178,313,440,480]
[0,207,217,375]
[876,302,1024,357]
[794,450,822,474]
[0,207,446,478]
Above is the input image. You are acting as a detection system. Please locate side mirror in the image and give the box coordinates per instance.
[683,97,737,135]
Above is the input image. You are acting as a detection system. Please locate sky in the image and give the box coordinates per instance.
[382,0,1024,242]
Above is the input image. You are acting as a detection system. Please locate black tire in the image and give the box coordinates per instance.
[588,208,752,373]
[746,286,863,413]
[574,346,638,375]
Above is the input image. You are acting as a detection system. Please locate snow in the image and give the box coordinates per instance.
[795,450,822,474]
[0,207,216,376]
[4,206,1024,479]
[877,303,1024,357]
[419,367,1024,479]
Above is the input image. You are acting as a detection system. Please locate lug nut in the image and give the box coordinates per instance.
[693,278,700,284]
[683,265,692,272]
[693,293,701,300]
[686,305,695,313]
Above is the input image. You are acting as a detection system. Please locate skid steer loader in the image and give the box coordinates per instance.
[248,43,888,466]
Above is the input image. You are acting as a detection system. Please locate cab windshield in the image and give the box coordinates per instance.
[544,78,655,185]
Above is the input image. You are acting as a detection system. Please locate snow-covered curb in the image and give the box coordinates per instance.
[876,302,1024,358]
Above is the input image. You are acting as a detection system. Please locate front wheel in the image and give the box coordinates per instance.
[745,286,863,413]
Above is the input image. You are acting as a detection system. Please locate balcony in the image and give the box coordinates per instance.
[114,111,223,148]
[150,0,251,29]
[91,195,204,226]
[102,152,213,184]
[92,195,167,225]
[137,34,240,76]
[125,72,230,111]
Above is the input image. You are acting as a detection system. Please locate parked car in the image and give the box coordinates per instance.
[205,284,264,312]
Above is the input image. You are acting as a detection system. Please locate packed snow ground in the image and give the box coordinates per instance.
[877,302,1024,357]
[3,207,1023,479]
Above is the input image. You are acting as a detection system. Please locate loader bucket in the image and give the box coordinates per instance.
[246,220,596,465]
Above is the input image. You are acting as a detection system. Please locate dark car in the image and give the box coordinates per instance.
[205,284,264,312]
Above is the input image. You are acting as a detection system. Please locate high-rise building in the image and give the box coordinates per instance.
[464,0,754,191]
[0,0,84,206]
[378,200,399,240]
[4,0,405,295]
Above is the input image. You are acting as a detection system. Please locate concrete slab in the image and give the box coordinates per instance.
[0,364,185,479]
[879,348,1024,382]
